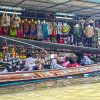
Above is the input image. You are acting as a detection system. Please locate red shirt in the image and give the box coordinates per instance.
[66,63,80,68]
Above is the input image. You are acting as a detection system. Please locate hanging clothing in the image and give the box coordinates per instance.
[84,26,94,37]
[52,26,56,37]
[37,23,43,39]
[2,26,9,35]
[17,28,24,38]
[48,22,53,35]
[0,27,3,35]
[10,27,17,36]
[24,21,30,36]
[62,24,71,34]
[30,22,37,36]
[56,22,62,35]
[42,23,48,39]
[74,26,82,37]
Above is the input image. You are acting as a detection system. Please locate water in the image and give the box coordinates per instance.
[0,83,100,100]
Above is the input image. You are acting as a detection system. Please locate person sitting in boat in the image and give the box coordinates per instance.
[24,54,38,71]
[62,57,70,67]
[75,52,94,66]
[66,58,80,68]
[50,54,65,69]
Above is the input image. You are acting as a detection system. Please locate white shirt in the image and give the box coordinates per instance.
[25,57,36,71]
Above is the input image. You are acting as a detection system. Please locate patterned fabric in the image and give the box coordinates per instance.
[74,26,82,37]
[62,24,71,34]
[80,56,93,65]
[37,23,43,39]
[30,22,37,35]
[10,27,17,36]
[84,26,94,37]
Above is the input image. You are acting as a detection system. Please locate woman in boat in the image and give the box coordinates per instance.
[62,57,70,67]
[75,52,94,66]
[24,54,38,71]
[66,58,80,68]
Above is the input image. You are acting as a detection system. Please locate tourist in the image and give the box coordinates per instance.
[50,54,65,69]
[62,57,70,67]
[75,52,93,66]
[66,58,80,68]
[24,54,37,71]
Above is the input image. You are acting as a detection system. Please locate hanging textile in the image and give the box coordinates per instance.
[0,19,3,35]
[62,23,71,34]
[1,13,10,27]
[48,22,53,35]
[37,21,43,39]
[42,22,48,39]
[74,25,82,37]
[84,25,94,38]
[30,21,37,38]
[56,22,62,35]
[11,14,20,27]
[10,27,17,36]
[17,20,24,38]
[24,19,30,37]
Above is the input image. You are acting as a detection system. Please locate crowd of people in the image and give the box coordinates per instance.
[1,52,95,73]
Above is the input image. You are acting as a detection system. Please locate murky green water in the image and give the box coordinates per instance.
[0,83,100,100]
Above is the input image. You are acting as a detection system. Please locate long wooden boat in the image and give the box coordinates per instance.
[0,64,100,94]
[0,36,100,94]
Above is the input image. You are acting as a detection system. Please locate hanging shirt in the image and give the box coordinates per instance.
[10,27,17,36]
[17,24,24,37]
[74,26,82,37]
[84,26,94,37]
[3,26,8,35]
[52,26,56,37]
[37,23,43,39]
[0,27,3,35]
[56,22,62,35]
[42,23,48,39]
[48,22,53,35]
[30,22,37,35]
[24,21,30,35]
[62,24,71,34]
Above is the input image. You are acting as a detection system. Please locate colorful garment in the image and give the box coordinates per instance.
[74,26,82,37]
[84,26,94,37]
[62,24,71,34]
[3,26,9,35]
[52,26,56,37]
[56,22,62,35]
[10,27,17,36]
[80,56,93,65]
[0,27,3,35]
[48,22,53,35]
[37,23,43,39]
[24,21,30,36]
[17,22,24,38]
[42,23,48,39]
[30,22,37,36]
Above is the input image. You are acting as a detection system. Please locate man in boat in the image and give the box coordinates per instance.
[24,54,38,71]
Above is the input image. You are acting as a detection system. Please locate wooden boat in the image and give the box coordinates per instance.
[0,36,100,94]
